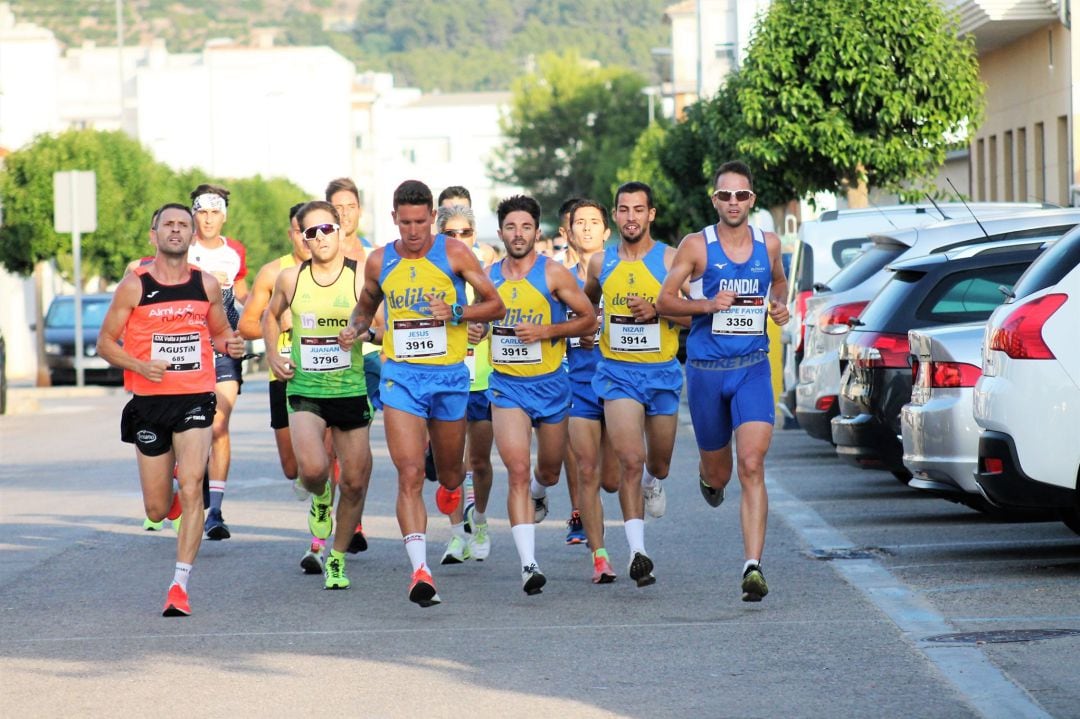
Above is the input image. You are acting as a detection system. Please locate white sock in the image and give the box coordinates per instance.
[464,471,475,504]
[172,562,192,591]
[403,533,427,572]
[451,522,467,541]
[641,470,658,489]
[529,476,547,500]
[510,523,536,568]
[744,559,761,574]
[473,510,487,526]
[624,518,646,556]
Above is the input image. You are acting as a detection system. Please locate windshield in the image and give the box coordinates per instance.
[1010,225,1080,299]
[45,299,110,329]
[823,243,905,293]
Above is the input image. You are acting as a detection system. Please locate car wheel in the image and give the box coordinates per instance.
[1060,507,1080,536]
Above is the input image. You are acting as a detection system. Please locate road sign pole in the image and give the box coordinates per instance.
[71,181,84,388]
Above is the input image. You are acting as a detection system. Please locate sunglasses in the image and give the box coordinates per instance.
[302,223,339,240]
[553,244,568,251]
[712,189,755,202]
[444,228,475,239]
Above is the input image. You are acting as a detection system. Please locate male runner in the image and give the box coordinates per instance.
[98,203,244,616]
[338,180,504,607]
[565,199,621,582]
[264,200,374,591]
[487,195,596,594]
[188,184,248,540]
[656,160,788,602]
[584,181,688,587]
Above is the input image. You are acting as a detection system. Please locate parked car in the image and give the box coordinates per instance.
[831,239,1053,479]
[41,293,123,385]
[974,224,1080,535]
[780,202,1056,416]
[795,209,1080,442]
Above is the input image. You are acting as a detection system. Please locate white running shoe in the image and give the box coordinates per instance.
[521,563,546,595]
[533,495,549,523]
[441,536,472,565]
[642,481,666,518]
[469,522,491,561]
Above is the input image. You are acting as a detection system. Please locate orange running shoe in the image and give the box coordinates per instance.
[435,485,461,515]
[347,523,368,553]
[408,567,441,607]
[165,490,183,522]
[162,583,191,617]
[592,554,616,584]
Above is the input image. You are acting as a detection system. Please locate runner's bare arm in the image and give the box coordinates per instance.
[97,274,165,380]
[583,252,603,305]
[263,266,298,380]
[547,261,599,340]
[765,231,790,325]
[238,260,278,340]
[656,233,732,316]
[340,248,385,350]
[448,240,505,324]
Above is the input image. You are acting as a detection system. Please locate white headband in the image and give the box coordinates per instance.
[192,193,227,218]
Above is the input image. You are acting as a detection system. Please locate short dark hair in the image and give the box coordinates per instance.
[614,181,654,210]
[393,180,433,210]
[558,196,585,223]
[438,185,471,206]
[288,202,306,221]
[569,199,610,230]
[152,203,193,229]
[189,183,230,205]
[497,195,542,227]
[712,161,754,190]
[296,200,340,229]
[325,177,360,204]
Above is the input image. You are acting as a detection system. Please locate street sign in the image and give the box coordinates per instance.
[53,171,97,233]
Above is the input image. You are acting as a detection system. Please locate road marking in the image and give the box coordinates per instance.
[769,477,1053,719]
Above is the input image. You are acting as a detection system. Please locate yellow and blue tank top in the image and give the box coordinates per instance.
[380,234,468,364]
[567,271,601,382]
[287,259,366,398]
[688,224,771,360]
[598,243,680,364]
[269,253,298,382]
[489,254,567,377]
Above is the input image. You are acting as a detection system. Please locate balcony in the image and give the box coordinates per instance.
[948,0,1064,52]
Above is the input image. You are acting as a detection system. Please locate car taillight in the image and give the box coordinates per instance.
[983,457,1004,474]
[929,362,981,388]
[851,332,909,369]
[795,290,811,352]
[818,300,869,335]
[815,395,836,412]
[988,293,1067,360]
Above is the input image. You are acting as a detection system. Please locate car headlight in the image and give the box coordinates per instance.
[45,342,62,354]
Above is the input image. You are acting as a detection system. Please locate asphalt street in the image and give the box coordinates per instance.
[1,378,1078,718]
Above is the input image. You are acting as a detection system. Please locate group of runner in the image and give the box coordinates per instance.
[99,161,789,617]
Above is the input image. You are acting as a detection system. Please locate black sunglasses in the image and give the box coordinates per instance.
[302,223,339,240]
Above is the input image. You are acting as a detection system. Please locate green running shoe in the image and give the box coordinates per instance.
[324,553,350,590]
[308,481,333,540]
[143,517,164,531]
[741,564,768,602]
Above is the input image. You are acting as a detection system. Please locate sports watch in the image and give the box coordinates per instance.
[450,303,464,325]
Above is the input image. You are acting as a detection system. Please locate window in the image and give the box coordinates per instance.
[989,135,998,201]
[918,264,1032,323]
[1004,130,1014,201]
[977,138,986,200]
[1035,122,1046,201]
[1017,127,1028,201]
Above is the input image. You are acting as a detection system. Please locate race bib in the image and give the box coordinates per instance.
[712,296,766,335]
[393,319,448,359]
[152,332,203,371]
[567,309,602,349]
[491,325,541,364]
[608,314,660,352]
[465,346,477,381]
[300,336,351,371]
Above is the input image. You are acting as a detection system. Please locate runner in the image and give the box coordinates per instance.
[565,198,621,582]
[188,183,248,540]
[338,180,504,607]
[97,203,245,616]
[656,160,788,602]
[263,200,374,591]
[486,195,596,594]
[584,181,688,587]
[438,186,497,267]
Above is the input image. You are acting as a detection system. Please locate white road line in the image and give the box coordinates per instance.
[769,477,1053,719]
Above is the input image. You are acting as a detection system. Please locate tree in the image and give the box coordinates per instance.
[491,51,650,226]
[737,0,983,206]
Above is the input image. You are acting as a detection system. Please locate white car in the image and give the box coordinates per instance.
[973,224,1080,534]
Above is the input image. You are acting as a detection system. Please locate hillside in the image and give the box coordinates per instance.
[11,0,672,91]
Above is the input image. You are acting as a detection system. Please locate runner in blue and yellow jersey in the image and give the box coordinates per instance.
[657,161,789,603]
[486,195,596,595]
[584,181,690,588]
[264,201,374,592]
[338,180,504,607]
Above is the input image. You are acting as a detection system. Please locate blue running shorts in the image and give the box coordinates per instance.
[487,369,570,425]
[686,354,774,451]
[380,360,470,421]
[569,379,604,421]
[591,358,682,417]
[466,389,492,422]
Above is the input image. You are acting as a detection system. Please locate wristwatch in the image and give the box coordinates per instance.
[450,303,464,325]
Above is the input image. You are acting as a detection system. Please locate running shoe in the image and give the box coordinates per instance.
[435,485,461,515]
[699,477,725,508]
[346,524,368,553]
[424,444,438,482]
[171,515,182,532]
[533,494,549,523]
[565,511,586,545]
[469,522,491,561]
[741,564,768,602]
[162,583,191,617]
[166,490,183,521]
[143,518,164,531]
[521,563,546,595]
[308,482,333,540]
[592,554,616,584]
[300,542,325,574]
[408,567,441,607]
[463,502,476,534]
[291,477,311,501]
[204,508,231,540]
[643,481,666,518]
[440,536,471,565]
[628,551,656,587]
[324,554,350,590]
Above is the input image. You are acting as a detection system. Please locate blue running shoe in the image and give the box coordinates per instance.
[565,511,586,545]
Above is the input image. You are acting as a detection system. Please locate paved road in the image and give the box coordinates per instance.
[1,379,1077,718]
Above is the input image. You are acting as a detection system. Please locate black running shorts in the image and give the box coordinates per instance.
[121,392,217,457]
